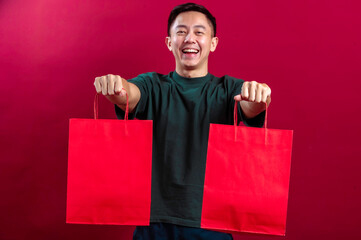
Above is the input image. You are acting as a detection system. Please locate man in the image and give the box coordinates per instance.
[94,3,271,240]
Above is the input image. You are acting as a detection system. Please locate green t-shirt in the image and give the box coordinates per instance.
[115,71,265,227]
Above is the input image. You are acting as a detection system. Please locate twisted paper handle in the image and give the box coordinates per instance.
[94,88,129,120]
[233,101,268,128]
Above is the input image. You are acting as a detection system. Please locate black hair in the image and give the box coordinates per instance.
[167,2,217,37]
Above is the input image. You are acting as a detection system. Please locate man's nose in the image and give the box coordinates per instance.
[184,32,196,43]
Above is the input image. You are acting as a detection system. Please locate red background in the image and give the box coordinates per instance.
[1,0,360,239]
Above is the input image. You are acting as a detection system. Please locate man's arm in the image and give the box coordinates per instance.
[94,74,141,113]
[234,81,271,119]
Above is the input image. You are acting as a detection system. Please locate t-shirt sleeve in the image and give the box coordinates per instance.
[115,73,151,120]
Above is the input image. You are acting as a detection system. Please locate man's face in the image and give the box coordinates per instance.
[166,11,218,73]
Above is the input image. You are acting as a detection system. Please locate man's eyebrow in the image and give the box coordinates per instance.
[175,24,207,29]
[193,25,206,29]
[175,25,188,29]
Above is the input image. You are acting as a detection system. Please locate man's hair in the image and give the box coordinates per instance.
[167,2,217,37]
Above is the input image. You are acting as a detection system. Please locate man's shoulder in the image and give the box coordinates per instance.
[219,74,243,81]
[209,74,244,85]
[133,72,170,79]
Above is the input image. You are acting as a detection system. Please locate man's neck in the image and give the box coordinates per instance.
[175,67,208,78]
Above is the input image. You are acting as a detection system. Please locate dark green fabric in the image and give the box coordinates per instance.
[133,223,233,240]
[115,71,265,228]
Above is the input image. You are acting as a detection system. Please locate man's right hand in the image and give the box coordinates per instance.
[93,74,141,112]
[94,74,126,96]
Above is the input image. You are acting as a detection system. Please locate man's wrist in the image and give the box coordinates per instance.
[240,101,267,119]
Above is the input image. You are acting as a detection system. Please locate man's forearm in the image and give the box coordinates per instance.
[240,101,268,119]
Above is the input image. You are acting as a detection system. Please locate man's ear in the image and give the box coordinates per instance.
[210,37,219,52]
[165,37,172,51]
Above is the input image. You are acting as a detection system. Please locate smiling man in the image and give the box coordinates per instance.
[165,10,218,78]
[94,2,271,240]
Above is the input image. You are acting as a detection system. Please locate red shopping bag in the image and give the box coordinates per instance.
[66,92,152,225]
[201,103,293,236]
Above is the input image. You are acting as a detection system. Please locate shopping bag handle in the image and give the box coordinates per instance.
[94,88,129,120]
[234,101,268,129]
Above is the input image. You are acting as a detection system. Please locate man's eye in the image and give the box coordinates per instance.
[177,31,186,34]
[196,31,204,35]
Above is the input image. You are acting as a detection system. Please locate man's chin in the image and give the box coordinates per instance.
[181,62,199,70]
[183,65,197,70]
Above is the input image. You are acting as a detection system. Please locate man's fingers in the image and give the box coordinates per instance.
[248,81,257,102]
[94,74,124,96]
[94,77,102,93]
[100,76,107,95]
[107,74,115,95]
[114,75,123,95]
[241,82,249,99]
[234,94,242,101]
[239,81,271,104]
[255,83,263,103]
[261,85,271,103]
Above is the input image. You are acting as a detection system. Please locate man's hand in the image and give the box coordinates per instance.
[94,74,126,97]
[234,81,271,119]
[94,74,141,112]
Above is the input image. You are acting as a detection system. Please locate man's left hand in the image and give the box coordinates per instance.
[234,81,271,119]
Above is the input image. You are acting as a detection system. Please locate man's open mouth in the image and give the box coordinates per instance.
[182,49,199,54]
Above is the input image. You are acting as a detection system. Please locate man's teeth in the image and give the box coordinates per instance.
[182,49,199,53]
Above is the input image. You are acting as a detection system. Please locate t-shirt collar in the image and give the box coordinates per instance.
[172,71,211,87]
